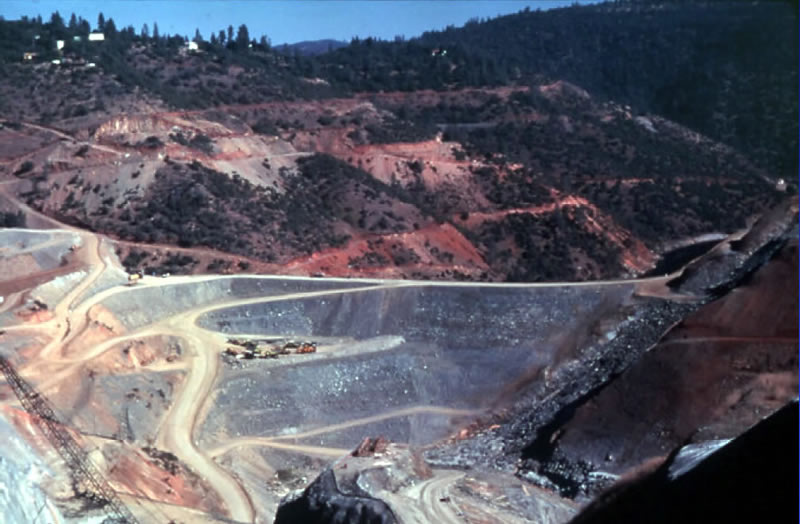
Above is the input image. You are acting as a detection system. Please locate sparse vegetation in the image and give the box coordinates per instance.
[0,2,792,281]
[0,211,26,228]
[13,161,34,176]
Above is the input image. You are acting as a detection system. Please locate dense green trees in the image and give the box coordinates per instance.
[235,24,249,49]
[0,0,794,178]
[314,1,797,177]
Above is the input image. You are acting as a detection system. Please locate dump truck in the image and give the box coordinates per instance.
[295,342,317,354]
[255,345,290,359]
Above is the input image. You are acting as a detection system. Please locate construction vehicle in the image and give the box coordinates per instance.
[223,339,316,360]
[126,273,142,286]
[256,345,290,358]
[224,346,253,360]
[295,342,317,354]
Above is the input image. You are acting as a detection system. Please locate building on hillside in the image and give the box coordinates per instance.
[73,35,82,42]
[179,41,202,56]
[88,32,105,42]
[23,52,37,61]
[56,40,65,51]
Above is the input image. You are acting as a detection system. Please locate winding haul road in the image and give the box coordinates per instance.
[0,219,707,522]
[0,229,488,522]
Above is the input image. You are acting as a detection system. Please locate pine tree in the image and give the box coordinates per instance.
[105,17,117,36]
[49,11,66,39]
[97,12,105,32]
[49,11,64,30]
[235,24,249,49]
[152,22,160,40]
[141,23,149,39]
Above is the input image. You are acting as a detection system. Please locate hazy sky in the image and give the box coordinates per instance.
[1,1,598,45]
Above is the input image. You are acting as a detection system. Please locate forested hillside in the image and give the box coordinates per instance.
[319,1,798,177]
[1,1,795,177]
[0,1,794,281]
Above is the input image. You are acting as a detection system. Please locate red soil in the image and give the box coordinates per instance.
[283,223,491,279]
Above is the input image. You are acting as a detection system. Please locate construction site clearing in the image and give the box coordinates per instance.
[224,338,318,360]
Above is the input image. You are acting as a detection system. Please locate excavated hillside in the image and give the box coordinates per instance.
[1,75,784,282]
[0,7,795,522]
[269,199,797,523]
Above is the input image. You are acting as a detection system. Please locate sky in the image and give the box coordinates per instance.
[1,1,598,45]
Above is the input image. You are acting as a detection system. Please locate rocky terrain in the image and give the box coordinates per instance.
[0,5,793,282]
[1,82,784,282]
[0,194,793,523]
[275,200,798,523]
[0,2,796,523]
[568,399,797,524]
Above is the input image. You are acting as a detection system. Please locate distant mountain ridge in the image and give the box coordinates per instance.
[279,39,347,56]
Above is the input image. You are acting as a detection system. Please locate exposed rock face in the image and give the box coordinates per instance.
[274,468,397,524]
[273,438,411,524]
[266,208,797,524]
[274,437,577,523]
[530,237,798,478]
[424,208,797,500]
[568,400,798,524]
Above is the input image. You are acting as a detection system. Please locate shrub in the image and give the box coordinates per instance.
[14,161,34,176]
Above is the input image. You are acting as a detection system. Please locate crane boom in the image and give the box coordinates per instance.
[0,356,139,524]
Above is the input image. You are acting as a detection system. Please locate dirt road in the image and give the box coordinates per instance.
[659,335,798,346]
[152,326,255,523]
[18,272,436,522]
[0,219,752,523]
[17,121,123,156]
[407,469,466,524]
[38,232,108,360]
[208,405,480,458]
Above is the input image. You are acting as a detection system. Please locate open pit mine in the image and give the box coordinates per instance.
[0,2,796,521]
[0,187,796,523]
